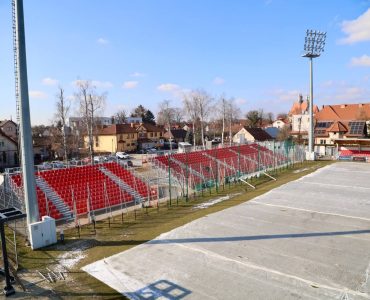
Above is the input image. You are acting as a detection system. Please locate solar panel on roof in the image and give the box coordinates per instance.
[348,121,365,135]
[316,122,333,128]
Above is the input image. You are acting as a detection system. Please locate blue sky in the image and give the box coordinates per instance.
[1,0,370,125]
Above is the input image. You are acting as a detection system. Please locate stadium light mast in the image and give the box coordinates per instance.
[302,29,326,160]
[13,0,39,224]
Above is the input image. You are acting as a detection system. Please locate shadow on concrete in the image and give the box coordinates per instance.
[126,279,191,300]
[146,229,370,245]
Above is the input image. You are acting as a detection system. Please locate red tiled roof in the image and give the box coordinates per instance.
[315,103,370,121]
[289,101,319,115]
[327,121,347,133]
[98,124,137,135]
[137,123,164,132]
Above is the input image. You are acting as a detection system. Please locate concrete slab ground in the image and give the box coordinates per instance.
[83,162,370,299]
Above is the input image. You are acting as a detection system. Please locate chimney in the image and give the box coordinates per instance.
[130,123,134,128]
[298,94,303,104]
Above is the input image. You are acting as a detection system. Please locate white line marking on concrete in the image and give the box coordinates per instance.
[177,243,370,299]
[303,181,370,190]
[253,202,370,223]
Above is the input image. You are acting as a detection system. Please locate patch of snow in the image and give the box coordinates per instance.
[55,249,86,273]
[192,193,241,210]
[293,168,309,174]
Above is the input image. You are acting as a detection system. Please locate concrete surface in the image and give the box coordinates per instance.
[83,162,370,299]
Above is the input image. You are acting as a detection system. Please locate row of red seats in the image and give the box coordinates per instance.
[103,162,150,198]
[10,174,63,220]
[340,150,370,157]
[39,165,133,215]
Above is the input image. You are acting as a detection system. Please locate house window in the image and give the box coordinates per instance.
[127,134,130,139]
[120,134,123,140]
[95,136,99,147]
[0,140,4,148]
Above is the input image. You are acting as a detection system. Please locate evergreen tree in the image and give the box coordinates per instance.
[143,110,156,125]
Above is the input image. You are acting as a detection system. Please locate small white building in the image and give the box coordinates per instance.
[272,119,288,129]
[233,127,272,143]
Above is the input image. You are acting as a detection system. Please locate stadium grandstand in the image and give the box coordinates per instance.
[0,141,302,225]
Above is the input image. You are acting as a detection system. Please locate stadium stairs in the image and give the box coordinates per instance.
[35,177,73,220]
[99,166,145,204]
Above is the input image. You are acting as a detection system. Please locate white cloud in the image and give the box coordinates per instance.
[91,80,113,88]
[234,98,247,105]
[213,77,225,85]
[317,80,370,104]
[339,8,370,44]
[29,90,48,99]
[270,89,300,103]
[72,79,113,89]
[97,37,109,45]
[350,55,370,67]
[42,77,58,86]
[320,80,335,88]
[122,81,138,89]
[157,83,180,92]
[130,72,146,77]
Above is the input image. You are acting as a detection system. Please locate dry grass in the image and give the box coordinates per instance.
[11,160,333,299]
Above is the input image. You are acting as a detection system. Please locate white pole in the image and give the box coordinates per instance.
[308,57,314,159]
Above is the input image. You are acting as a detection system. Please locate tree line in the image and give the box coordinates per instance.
[46,82,288,161]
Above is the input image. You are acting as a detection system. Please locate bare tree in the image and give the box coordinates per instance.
[194,90,213,148]
[183,92,199,147]
[75,80,106,162]
[157,100,174,129]
[54,87,70,161]
[183,90,213,148]
[114,109,127,124]
[173,107,183,124]
[226,99,241,146]
[266,112,274,125]
[217,94,228,146]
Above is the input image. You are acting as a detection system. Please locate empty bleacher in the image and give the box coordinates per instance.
[103,162,151,199]
[10,174,62,220]
[153,144,287,189]
[340,150,370,157]
[8,163,153,221]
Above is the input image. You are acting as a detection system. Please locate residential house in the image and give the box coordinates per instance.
[90,124,138,153]
[272,118,288,129]
[136,123,165,149]
[0,119,18,140]
[233,127,272,143]
[313,103,370,155]
[288,95,319,141]
[163,129,188,143]
[0,128,18,170]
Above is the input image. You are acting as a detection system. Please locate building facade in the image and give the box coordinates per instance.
[0,129,18,170]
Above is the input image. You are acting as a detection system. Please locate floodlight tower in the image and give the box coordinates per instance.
[13,0,39,224]
[302,30,326,160]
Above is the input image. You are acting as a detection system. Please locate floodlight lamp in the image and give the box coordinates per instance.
[302,29,326,58]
